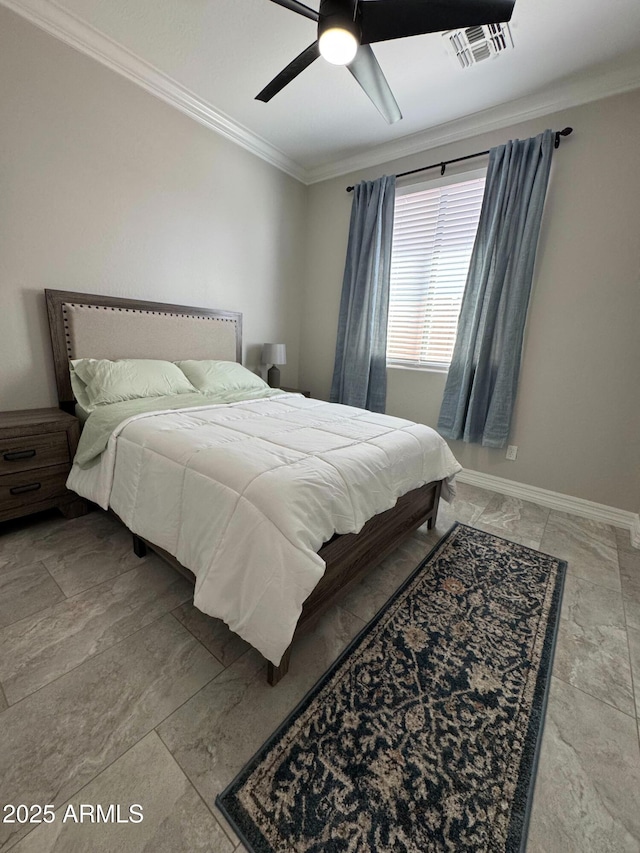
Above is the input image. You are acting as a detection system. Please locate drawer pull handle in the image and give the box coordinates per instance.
[3,449,37,461]
[9,482,42,496]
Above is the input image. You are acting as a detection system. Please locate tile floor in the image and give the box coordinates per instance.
[0,483,639,852]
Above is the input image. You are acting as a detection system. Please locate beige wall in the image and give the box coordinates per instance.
[0,7,307,410]
[300,91,640,512]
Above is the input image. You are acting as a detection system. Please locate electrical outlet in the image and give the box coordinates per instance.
[506,445,518,461]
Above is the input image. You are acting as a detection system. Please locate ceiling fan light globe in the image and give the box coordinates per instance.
[319,27,358,65]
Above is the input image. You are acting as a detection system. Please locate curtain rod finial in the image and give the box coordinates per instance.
[554,126,573,148]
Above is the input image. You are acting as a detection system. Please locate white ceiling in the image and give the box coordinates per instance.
[5,0,640,182]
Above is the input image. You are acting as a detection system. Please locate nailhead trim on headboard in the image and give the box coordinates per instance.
[62,302,237,357]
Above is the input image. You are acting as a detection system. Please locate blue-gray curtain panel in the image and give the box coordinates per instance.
[437,129,555,448]
[330,175,396,413]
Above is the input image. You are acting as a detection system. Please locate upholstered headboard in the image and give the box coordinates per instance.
[45,289,242,411]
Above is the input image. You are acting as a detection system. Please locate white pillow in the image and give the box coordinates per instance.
[175,360,269,394]
[72,358,197,406]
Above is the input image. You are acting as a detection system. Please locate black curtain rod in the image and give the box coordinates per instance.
[346,126,573,192]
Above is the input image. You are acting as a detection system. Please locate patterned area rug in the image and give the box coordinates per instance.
[217,523,566,853]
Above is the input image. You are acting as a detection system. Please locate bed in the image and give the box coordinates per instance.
[45,289,461,684]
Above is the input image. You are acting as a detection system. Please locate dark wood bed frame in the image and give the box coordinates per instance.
[45,289,443,685]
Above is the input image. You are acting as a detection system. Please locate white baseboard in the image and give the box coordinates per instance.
[456,469,640,544]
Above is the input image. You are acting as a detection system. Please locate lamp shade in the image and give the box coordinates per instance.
[261,343,286,366]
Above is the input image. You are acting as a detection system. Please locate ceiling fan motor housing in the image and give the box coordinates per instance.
[318,0,361,43]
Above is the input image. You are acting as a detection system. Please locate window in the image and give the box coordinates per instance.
[386,171,486,371]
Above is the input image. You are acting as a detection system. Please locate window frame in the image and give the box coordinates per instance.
[386,167,487,374]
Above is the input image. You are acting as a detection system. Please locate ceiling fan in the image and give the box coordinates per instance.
[257,0,516,123]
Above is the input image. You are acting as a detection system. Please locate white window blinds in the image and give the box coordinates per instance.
[387,174,486,369]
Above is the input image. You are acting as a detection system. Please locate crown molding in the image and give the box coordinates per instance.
[0,0,307,183]
[3,0,640,187]
[304,61,640,184]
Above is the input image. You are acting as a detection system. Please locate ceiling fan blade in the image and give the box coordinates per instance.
[359,0,516,45]
[347,45,402,124]
[256,42,321,102]
[266,0,319,22]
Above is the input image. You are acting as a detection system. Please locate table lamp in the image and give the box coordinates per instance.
[262,343,286,388]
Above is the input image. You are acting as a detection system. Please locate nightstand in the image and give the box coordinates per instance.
[0,408,88,523]
[280,386,311,398]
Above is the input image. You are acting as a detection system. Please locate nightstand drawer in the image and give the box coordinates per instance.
[0,432,69,474]
[0,465,71,513]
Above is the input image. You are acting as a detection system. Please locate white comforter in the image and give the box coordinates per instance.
[68,394,461,665]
